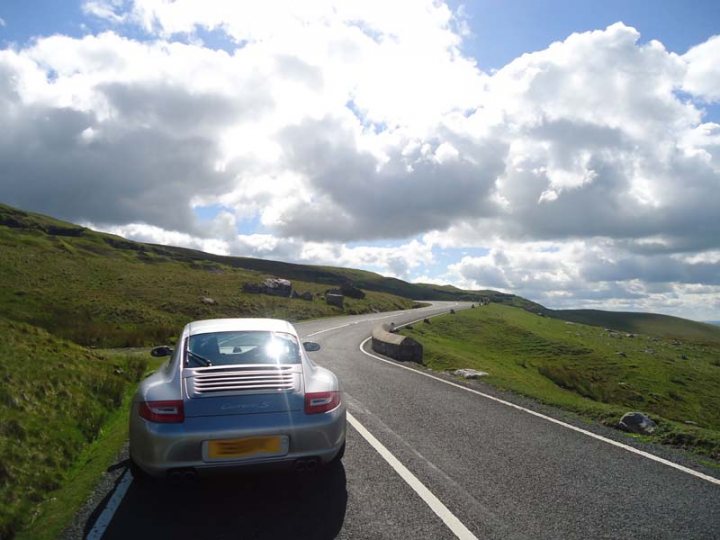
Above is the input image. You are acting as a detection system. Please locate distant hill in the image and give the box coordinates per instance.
[0,203,418,346]
[2,202,718,346]
[141,242,484,301]
[1,203,541,347]
[0,202,493,302]
[547,309,720,345]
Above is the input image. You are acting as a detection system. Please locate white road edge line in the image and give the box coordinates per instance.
[85,469,133,540]
[347,412,477,540]
[359,335,720,487]
[305,313,408,338]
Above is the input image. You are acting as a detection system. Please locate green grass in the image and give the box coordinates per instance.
[16,386,134,540]
[16,353,164,540]
[0,319,149,539]
[0,204,415,348]
[0,202,489,311]
[402,305,720,459]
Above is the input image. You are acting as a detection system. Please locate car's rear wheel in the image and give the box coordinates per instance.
[330,441,345,464]
[129,455,152,484]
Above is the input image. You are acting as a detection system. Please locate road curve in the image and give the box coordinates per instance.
[70,302,720,539]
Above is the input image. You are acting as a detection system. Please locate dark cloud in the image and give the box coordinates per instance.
[276,116,507,241]
[99,81,270,134]
[581,254,720,285]
[0,98,235,233]
[0,62,268,233]
[496,120,720,250]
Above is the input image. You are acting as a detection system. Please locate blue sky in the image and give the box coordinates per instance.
[451,0,720,124]
[5,1,718,61]
[0,1,719,320]
[452,0,720,67]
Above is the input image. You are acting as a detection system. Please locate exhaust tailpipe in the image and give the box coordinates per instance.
[168,468,197,484]
[168,470,183,484]
[294,458,320,473]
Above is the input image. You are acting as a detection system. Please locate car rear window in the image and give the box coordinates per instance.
[186,331,301,367]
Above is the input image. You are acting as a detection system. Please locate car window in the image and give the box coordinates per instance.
[187,331,300,366]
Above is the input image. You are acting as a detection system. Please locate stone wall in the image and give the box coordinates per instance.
[371,323,423,363]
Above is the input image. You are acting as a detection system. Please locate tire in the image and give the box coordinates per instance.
[330,441,346,464]
[129,456,151,484]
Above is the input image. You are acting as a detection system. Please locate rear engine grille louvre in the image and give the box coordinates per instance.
[187,365,298,396]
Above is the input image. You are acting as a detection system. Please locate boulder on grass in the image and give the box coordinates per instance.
[618,412,657,434]
[242,282,264,294]
[340,283,365,299]
[326,293,344,308]
[263,278,293,297]
[452,369,488,379]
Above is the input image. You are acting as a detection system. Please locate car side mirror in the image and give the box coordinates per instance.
[151,346,174,357]
[303,342,321,352]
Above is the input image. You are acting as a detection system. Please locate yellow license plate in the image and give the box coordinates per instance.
[207,436,282,459]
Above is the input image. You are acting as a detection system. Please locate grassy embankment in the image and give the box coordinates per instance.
[0,319,149,539]
[0,203,416,349]
[402,304,720,459]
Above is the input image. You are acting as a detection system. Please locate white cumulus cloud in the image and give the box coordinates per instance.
[682,35,720,102]
[1,3,720,319]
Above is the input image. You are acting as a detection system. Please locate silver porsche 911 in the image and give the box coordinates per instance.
[129,318,346,481]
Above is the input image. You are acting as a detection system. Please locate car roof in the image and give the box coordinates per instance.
[186,318,297,336]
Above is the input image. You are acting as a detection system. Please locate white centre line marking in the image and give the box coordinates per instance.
[359,335,720,487]
[86,469,133,540]
[347,412,478,540]
[304,306,442,338]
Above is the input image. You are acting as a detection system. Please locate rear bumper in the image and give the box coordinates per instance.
[129,403,346,478]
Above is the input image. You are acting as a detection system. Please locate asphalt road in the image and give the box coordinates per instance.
[69,302,720,539]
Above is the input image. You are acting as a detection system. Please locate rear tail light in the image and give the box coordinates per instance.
[139,400,185,423]
[304,391,341,414]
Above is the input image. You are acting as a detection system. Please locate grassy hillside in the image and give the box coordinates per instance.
[548,309,720,344]
[0,318,147,539]
[9,202,711,344]
[140,245,486,302]
[402,305,720,458]
[0,203,420,347]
